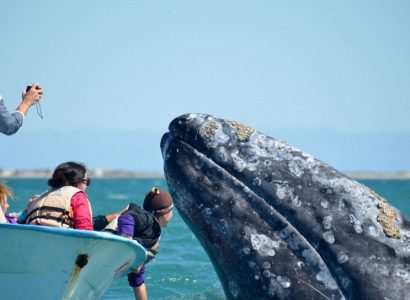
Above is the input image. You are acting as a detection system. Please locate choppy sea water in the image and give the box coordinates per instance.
[4,178,410,299]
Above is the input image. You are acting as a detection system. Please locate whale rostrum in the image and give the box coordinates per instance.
[161,113,410,300]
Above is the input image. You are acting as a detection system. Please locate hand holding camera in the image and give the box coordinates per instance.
[20,83,44,118]
[23,83,43,104]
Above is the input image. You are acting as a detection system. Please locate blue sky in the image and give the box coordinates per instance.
[1,1,409,172]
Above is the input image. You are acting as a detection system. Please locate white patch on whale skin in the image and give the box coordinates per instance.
[316,270,339,290]
[215,146,230,164]
[242,247,251,255]
[230,149,260,172]
[292,195,302,207]
[203,207,213,217]
[321,200,329,208]
[262,261,271,269]
[228,280,240,298]
[263,270,272,278]
[288,156,316,177]
[267,276,291,298]
[368,225,380,238]
[322,216,333,230]
[231,150,247,172]
[264,159,273,167]
[243,186,251,195]
[340,276,352,290]
[250,234,276,257]
[300,248,340,291]
[398,232,410,256]
[337,252,349,264]
[275,183,294,200]
[243,226,278,257]
[275,184,288,200]
[323,231,335,244]
[252,177,262,187]
[393,264,410,283]
[186,113,201,123]
[245,155,260,172]
[349,214,364,234]
[289,158,305,177]
[277,275,291,288]
[301,249,319,266]
[275,184,301,207]
[212,127,230,146]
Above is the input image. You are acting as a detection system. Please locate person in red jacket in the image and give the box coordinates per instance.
[25,161,94,230]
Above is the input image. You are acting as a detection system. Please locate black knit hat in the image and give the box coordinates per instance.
[143,187,173,215]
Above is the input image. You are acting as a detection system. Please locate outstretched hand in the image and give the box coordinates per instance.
[105,204,129,223]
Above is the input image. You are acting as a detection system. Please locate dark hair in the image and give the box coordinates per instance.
[48,162,87,189]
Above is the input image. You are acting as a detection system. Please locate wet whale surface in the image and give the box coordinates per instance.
[161,113,410,300]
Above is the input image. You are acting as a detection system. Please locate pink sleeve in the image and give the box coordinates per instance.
[71,192,94,230]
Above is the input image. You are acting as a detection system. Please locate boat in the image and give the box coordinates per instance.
[0,223,146,299]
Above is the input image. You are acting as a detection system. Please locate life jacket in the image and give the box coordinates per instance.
[25,186,82,228]
[125,203,161,247]
[104,203,161,264]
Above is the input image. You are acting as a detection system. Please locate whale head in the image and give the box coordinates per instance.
[161,113,410,300]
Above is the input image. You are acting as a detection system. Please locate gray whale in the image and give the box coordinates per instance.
[161,113,410,300]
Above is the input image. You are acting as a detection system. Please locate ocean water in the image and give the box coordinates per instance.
[4,178,410,299]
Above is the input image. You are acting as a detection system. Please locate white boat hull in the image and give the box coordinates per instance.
[0,224,146,300]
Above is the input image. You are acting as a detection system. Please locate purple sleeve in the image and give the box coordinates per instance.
[117,214,135,237]
[5,214,18,224]
[128,265,145,287]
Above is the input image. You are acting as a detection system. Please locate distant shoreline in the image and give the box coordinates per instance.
[344,171,410,180]
[0,169,164,179]
[1,169,410,180]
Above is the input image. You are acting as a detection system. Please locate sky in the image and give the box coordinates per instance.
[0,1,409,172]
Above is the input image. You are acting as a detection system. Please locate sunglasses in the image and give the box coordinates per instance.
[82,178,91,186]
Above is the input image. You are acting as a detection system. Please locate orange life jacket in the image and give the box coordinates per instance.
[25,186,82,228]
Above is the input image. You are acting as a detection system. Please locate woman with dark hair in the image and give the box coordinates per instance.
[25,161,94,230]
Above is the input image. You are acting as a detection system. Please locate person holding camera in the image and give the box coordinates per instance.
[0,83,43,135]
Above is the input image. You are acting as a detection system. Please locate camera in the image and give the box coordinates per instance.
[25,85,40,92]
